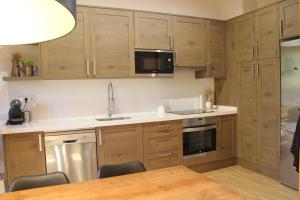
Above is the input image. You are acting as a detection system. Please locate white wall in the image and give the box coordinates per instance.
[6,71,213,120]
[78,0,243,20]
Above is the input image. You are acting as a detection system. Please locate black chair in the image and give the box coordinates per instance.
[9,172,70,192]
[97,160,146,179]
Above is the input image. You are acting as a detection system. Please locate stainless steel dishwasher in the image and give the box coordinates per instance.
[45,129,97,183]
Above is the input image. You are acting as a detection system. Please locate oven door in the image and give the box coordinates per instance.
[135,50,174,74]
[183,125,217,159]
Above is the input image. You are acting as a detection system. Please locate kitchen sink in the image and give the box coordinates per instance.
[96,116,131,121]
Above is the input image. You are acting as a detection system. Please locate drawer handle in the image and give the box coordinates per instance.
[38,134,43,152]
[158,152,172,157]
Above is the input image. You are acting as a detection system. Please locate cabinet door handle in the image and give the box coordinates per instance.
[169,35,174,49]
[158,152,172,157]
[256,62,260,78]
[280,20,284,37]
[86,59,90,76]
[38,134,43,152]
[93,59,96,76]
[256,41,259,59]
[98,129,102,146]
[252,45,255,60]
[253,63,256,78]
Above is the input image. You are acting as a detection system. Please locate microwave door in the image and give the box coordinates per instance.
[135,51,159,73]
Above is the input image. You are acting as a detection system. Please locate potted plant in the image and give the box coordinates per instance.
[24,57,33,76]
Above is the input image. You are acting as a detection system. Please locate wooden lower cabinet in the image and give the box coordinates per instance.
[4,132,46,186]
[217,115,237,159]
[142,120,183,170]
[97,124,143,166]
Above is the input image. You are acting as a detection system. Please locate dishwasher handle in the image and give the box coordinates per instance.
[63,140,78,144]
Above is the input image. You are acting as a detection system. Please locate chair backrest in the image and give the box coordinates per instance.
[9,172,70,192]
[97,161,146,179]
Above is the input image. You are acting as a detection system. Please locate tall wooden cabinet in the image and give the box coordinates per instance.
[279,0,299,39]
[4,132,46,186]
[238,62,258,164]
[257,59,280,170]
[90,8,134,78]
[41,7,91,79]
[134,12,173,50]
[173,16,206,67]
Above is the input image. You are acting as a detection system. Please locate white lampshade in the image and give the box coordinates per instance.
[0,0,76,45]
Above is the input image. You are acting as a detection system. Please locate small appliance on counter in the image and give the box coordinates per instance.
[7,99,24,125]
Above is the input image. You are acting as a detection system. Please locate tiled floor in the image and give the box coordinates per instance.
[204,165,298,200]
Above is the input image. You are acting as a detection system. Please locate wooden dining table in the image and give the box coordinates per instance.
[0,166,246,200]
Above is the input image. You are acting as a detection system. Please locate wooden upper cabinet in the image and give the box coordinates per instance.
[257,59,280,171]
[238,62,257,164]
[134,12,173,50]
[279,0,299,39]
[41,7,91,80]
[97,124,143,166]
[174,17,206,67]
[217,115,237,160]
[236,14,255,63]
[90,9,134,78]
[255,5,279,60]
[206,20,226,78]
[4,132,46,186]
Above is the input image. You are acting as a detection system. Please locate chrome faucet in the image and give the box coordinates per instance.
[107,81,114,117]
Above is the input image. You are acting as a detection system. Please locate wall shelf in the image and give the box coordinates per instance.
[2,76,41,81]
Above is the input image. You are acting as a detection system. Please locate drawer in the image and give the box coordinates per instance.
[144,149,180,170]
[143,132,180,154]
[142,120,182,133]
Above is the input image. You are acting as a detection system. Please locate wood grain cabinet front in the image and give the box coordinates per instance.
[97,124,143,166]
[142,120,183,170]
[279,0,299,39]
[134,12,173,50]
[4,132,46,187]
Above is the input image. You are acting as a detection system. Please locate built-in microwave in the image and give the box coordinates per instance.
[135,49,174,76]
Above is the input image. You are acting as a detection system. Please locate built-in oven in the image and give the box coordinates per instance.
[183,117,217,159]
[135,49,174,76]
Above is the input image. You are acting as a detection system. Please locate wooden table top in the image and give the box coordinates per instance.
[0,166,246,200]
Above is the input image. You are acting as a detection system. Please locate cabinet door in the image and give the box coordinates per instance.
[256,5,279,60]
[97,124,143,165]
[238,62,257,164]
[134,12,173,50]
[174,17,206,67]
[41,7,91,80]
[236,14,255,63]
[257,59,280,170]
[90,9,134,78]
[217,115,237,159]
[279,0,299,39]
[207,20,226,78]
[4,132,46,186]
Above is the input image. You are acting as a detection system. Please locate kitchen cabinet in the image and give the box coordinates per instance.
[196,20,225,78]
[255,4,279,60]
[4,132,46,186]
[134,12,173,50]
[41,7,134,79]
[90,8,134,78]
[238,62,258,164]
[97,124,143,165]
[41,7,91,79]
[173,16,206,67]
[142,120,182,170]
[217,115,237,159]
[236,13,256,63]
[279,0,299,39]
[257,59,280,171]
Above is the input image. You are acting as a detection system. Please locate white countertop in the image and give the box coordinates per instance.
[0,106,237,135]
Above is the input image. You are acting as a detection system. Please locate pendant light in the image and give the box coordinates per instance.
[0,0,76,45]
